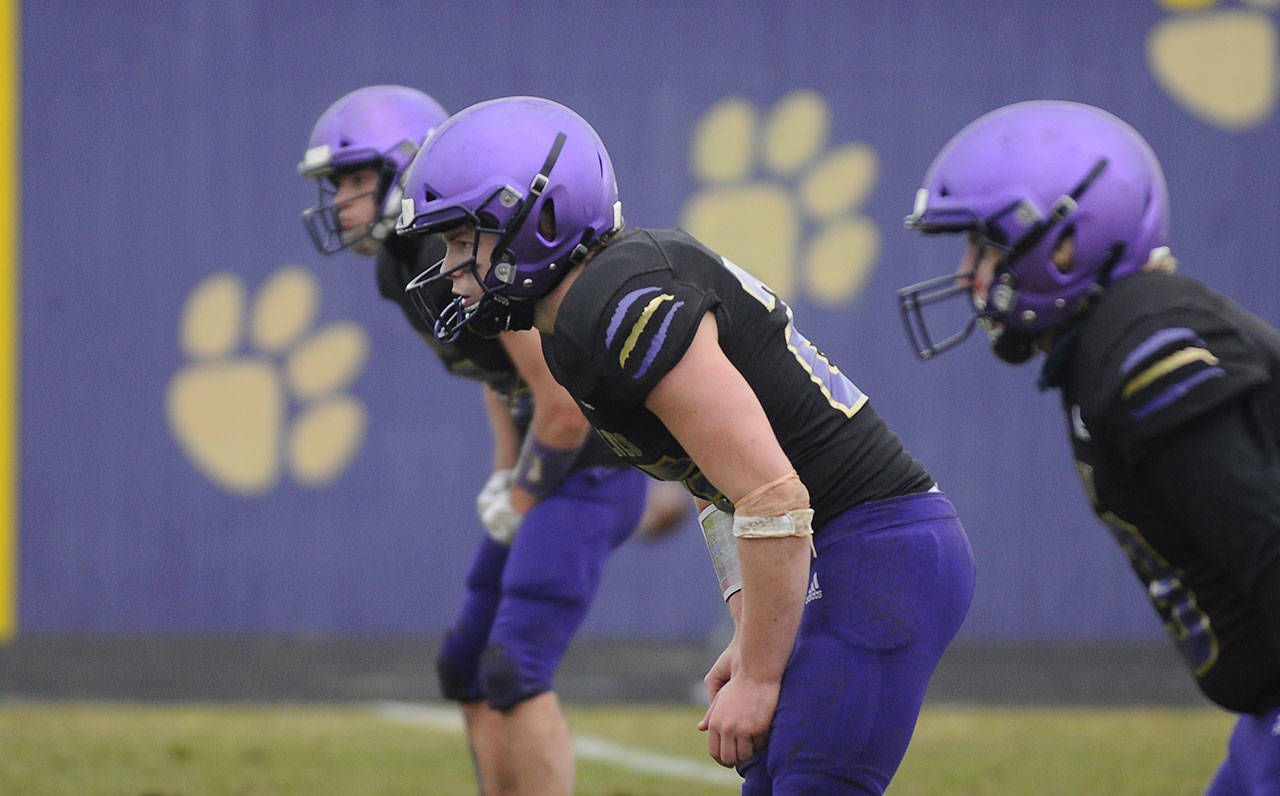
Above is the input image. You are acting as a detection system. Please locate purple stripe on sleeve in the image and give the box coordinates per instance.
[632,301,684,380]
[1120,327,1200,375]
[1130,367,1225,419]
[605,287,660,347]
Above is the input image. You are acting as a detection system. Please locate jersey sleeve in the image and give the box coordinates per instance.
[1085,309,1271,463]
[598,273,718,405]
[1135,396,1280,663]
[554,261,718,409]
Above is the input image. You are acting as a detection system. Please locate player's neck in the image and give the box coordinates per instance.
[532,263,584,335]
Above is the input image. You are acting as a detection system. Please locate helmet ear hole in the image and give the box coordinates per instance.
[538,199,557,243]
[1052,227,1076,274]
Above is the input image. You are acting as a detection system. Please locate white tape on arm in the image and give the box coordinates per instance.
[731,508,814,538]
[698,504,743,601]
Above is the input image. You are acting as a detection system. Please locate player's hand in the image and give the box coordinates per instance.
[477,471,523,545]
[635,481,693,540]
[699,637,740,715]
[699,672,779,768]
[476,469,512,519]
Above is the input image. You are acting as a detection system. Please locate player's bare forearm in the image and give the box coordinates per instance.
[699,539,807,768]
[482,384,520,470]
[736,535,810,684]
[506,483,537,515]
[501,328,590,450]
[499,329,591,516]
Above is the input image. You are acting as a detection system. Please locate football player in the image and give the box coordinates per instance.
[397,95,976,794]
[299,86,650,795]
[898,99,1280,794]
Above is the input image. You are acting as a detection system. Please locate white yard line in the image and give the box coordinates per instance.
[371,701,742,787]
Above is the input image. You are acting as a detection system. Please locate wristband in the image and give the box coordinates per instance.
[698,504,743,601]
[512,436,581,500]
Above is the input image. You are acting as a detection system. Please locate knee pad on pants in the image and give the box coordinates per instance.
[435,631,484,703]
[479,642,551,711]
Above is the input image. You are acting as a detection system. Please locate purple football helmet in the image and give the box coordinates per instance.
[397,96,622,341]
[299,85,448,255]
[898,100,1170,361]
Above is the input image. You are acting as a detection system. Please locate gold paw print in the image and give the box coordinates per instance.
[680,90,879,307]
[166,266,369,496]
[1147,0,1278,129]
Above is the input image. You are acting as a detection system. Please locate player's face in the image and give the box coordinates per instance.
[439,222,498,306]
[960,230,1003,311]
[331,167,380,250]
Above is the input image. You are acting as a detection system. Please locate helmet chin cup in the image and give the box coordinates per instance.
[981,319,1038,364]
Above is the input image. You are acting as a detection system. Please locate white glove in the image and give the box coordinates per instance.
[476,469,522,545]
[476,469,512,519]
[479,488,524,545]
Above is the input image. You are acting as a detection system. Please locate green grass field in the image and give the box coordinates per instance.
[0,701,1235,795]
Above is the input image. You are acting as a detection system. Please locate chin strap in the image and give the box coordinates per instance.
[467,293,538,337]
[487,133,566,289]
[1029,241,1123,387]
[1037,324,1083,392]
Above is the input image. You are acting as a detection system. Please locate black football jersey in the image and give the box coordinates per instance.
[376,234,620,470]
[544,228,932,530]
[1063,271,1280,712]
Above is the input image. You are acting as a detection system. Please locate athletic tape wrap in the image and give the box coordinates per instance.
[731,470,815,545]
[698,504,743,601]
[733,470,811,519]
[732,508,815,538]
[512,436,581,500]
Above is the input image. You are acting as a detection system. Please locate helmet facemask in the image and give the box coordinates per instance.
[404,208,529,342]
[899,157,1111,362]
[403,132,597,342]
[396,96,625,342]
[299,86,449,256]
[301,156,401,255]
[900,101,1172,365]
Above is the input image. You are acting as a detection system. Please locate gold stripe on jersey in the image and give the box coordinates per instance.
[1121,347,1220,400]
[619,293,674,369]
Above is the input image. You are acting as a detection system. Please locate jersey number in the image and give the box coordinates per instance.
[1100,510,1218,677]
[720,257,867,416]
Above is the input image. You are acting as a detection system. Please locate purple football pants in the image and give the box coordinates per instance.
[436,466,647,711]
[738,490,975,795]
[1206,708,1280,795]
